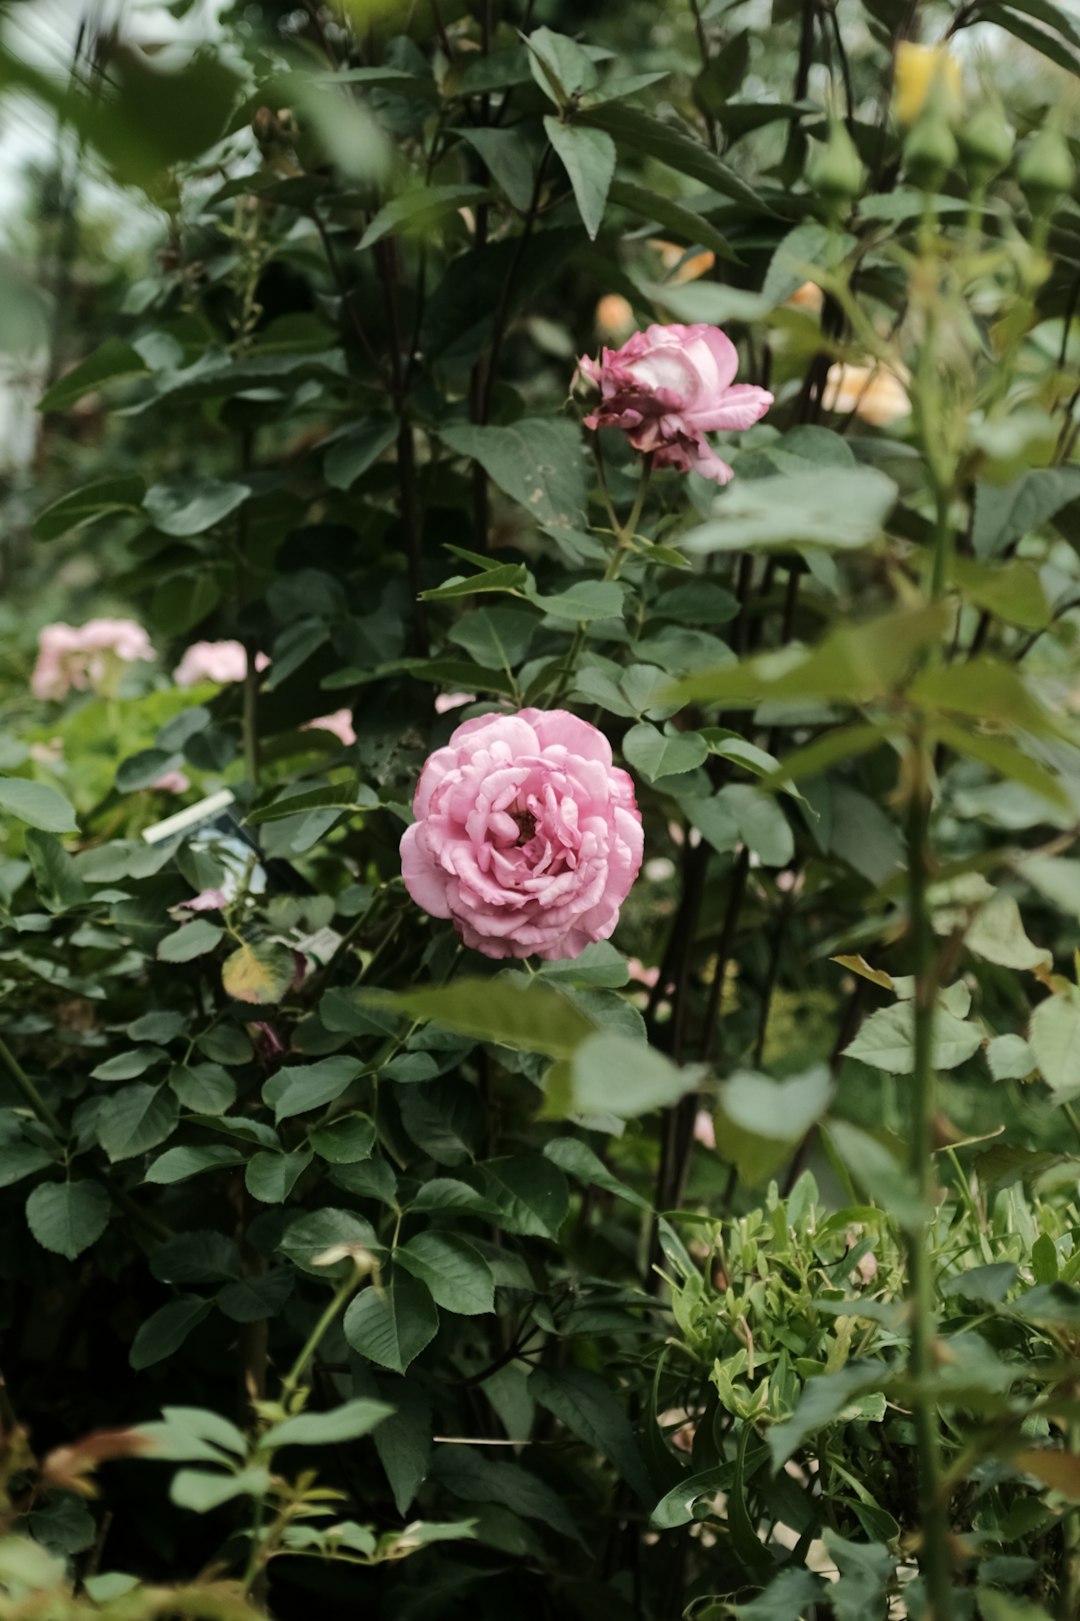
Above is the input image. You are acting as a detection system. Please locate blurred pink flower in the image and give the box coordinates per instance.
[401,708,643,961]
[151,770,190,794]
[302,708,356,746]
[171,887,228,916]
[576,323,772,484]
[435,692,476,715]
[32,619,154,701]
[693,1110,716,1150]
[173,640,270,688]
[627,957,660,988]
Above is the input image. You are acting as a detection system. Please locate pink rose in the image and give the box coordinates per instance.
[693,1110,716,1150]
[151,770,190,794]
[173,640,270,688]
[576,323,772,484]
[32,619,154,701]
[435,692,476,716]
[400,708,643,961]
[302,708,356,746]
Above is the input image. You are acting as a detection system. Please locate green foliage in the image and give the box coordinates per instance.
[2,0,1080,1617]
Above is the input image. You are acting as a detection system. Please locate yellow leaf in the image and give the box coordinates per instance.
[831,955,895,992]
[221,941,296,1005]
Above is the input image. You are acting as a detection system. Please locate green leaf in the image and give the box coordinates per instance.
[457,127,535,211]
[528,579,625,622]
[472,1154,569,1239]
[421,562,530,603]
[169,1062,237,1114]
[144,478,249,537]
[170,1465,270,1513]
[262,1057,363,1123]
[1030,988,1080,1093]
[973,466,1080,558]
[438,420,588,539]
[324,420,398,491]
[579,102,763,210]
[0,1141,56,1190]
[932,717,1069,810]
[217,1269,294,1322]
[543,118,615,240]
[221,940,296,1004]
[844,1001,983,1074]
[129,1296,212,1370]
[97,1084,179,1163]
[535,942,630,988]
[714,1066,833,1185]
[526,26,599,103]
[0,780,77,833]
[263,1399,394,1450]
[25,1180,109,1260]
[683,467,897,554]
[245,1147,313,1204]
[673,602,950,709]
[361,979,595,1061]
[358,184,490,250]
[951,557,1050,630]
[547,1032,696,1120]
[24,829,86,909]
[38,338,149,413]
[396,1232,495,1316]
[343,1275,439,1373]
[623,723,708,783]
[986,1034,1037,1081]
[768,1363,890,1469]
[32,476,145,542]
[151,1232,242,1285]
[911,658,1061,737]
[156,919,224,963]
[145,1144,244,1184]
[543,1137,650,1209]
[718,784,793,868]
[608,178,738,264]
[433,1444,584,1543]
[308,1112,376,1163]
[278,1207,378,1275]
[827,1120,929,1229]
[530,1367,652,1499]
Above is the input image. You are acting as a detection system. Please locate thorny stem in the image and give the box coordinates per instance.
[552,457,650,704]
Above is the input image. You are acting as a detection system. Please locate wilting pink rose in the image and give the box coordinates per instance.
[302,708,356,746]
[173,640,270,688]
[170,887,228,917]
[576,323,772,484]
[400,708,643,961]
[32,619,154,701]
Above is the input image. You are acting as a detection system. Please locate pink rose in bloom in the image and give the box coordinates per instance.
[302,708,356,746]
[576,323,772,484]
[400,708,643,961]
[32,619,154,701]
[173,640,270,688]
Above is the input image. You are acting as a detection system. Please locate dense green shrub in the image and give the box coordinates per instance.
[3,1,1080,1617]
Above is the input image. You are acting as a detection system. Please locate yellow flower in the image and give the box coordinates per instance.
[824,363,911,426]
[894,42,962,127]
[787,280,824,314]
[651,240,716,284]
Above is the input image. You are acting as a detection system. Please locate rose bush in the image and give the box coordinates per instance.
[0,4,1080,1620]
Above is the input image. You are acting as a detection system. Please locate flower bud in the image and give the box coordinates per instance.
[1018,125,1075,212]
[807,119,865,206]
[894,42,962,127]
[958,103,1014,186]
[903,110,958,190]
